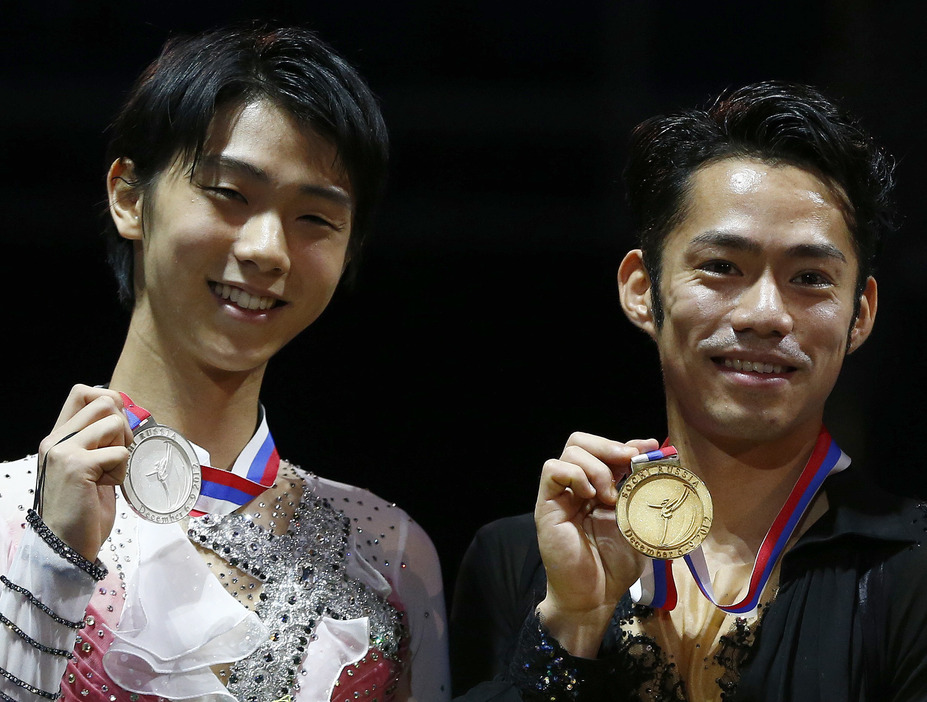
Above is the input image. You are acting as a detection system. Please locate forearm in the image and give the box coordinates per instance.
[536,597,615,659]
[1,516,103,701]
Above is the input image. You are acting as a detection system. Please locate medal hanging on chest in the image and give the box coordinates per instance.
[630,427,850,617]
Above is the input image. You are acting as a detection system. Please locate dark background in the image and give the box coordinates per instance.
[2,1,925,605]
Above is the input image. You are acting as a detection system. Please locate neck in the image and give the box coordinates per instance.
[666,413,823,555]
[109,322,266,470]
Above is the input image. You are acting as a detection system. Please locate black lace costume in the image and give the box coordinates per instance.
[450,467,927,701]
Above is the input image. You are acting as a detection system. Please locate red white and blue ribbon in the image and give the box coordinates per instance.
[122,394,155,433]
[630,446,679,466]
[630,427,849,617]
[120,393,280,517]
[630,558,677,610]
[190,413,279,517]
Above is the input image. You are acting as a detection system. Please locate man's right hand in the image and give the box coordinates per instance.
[534,433,660,657]
[37,384,134,562]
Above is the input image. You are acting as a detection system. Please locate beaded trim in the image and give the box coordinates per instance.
[0,611,74,658]
[0,576,85,629]
[0,664,61,700]
[26,510,108,582]
[509,610,587,701]
[0,688,21,702]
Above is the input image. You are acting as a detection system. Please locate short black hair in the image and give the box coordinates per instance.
[624,80,897,326]
[105,22,389,307]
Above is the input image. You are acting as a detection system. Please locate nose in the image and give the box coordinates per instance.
[232,212,290,275]
[730,272,793,338]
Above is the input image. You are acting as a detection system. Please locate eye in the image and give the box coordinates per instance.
[699,260,739,276]
[194,180,248,204]
[204,186,247,203]
[298,213,349,233]
[792,271,833,287]
[299,214,335,227]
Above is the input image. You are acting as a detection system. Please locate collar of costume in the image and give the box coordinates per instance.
[120,392,280,517]
[630,426,850,617]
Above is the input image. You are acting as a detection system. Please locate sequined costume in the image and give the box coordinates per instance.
[0,420,450,702]
[450,467,927,701]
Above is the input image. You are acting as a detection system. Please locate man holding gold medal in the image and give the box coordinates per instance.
[451,81,927,700]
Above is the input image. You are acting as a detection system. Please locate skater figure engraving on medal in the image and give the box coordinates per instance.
[146,442,176,506]
[649,485,696,546]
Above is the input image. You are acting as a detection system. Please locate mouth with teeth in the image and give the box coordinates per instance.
[715,358,795,375]
[211,282,282,311]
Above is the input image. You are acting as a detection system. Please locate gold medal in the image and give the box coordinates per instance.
[615,455,713,559]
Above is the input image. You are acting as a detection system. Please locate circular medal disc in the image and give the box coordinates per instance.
[122,425,202,523]
[616,463,713,559]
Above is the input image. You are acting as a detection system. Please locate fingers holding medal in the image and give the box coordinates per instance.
[534,434,663,647]
[537,433,660,513]
[39,386,134,488]
[38,385,135,560]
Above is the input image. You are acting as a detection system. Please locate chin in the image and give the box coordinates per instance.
[200,346,275,376]
[706,412,802,445]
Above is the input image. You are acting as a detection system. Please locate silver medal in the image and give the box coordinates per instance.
[122,424,201,523]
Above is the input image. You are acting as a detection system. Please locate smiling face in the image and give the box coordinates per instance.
[109,99,353,376]
[620,157,877,446]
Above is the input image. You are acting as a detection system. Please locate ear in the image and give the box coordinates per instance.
[618,249,657,338]
[847,276,878,354]
[107,158,144,241]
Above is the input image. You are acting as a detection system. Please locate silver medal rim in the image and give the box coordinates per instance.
[122,425,202,523]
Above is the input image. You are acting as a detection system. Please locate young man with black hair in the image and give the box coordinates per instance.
[1,24,449,701]
[451,81,927,701]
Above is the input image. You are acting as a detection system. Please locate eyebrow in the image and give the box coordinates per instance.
[197,155,353,209]
[689,231,848,263]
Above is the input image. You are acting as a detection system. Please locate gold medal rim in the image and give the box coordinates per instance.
[122,425,202,523]
[616,464,713,559]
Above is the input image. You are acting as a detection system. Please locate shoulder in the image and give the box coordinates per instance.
[288,462,442,581]
[457,512,543,604]
[285,465,451,691]
[306,468,418,523]
[864,503,927,695]
[300,467,434,549]
[824,468,927,545]
[458,512,540,582]
[878,500,927,585]
[471,513,537,547]
[816,467,927,591]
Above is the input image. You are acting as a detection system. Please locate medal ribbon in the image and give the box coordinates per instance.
[630,427,849,616]
[630,558,677,610]
[120,393,280,517]
[122,395,154,432]
[627,446,681,610]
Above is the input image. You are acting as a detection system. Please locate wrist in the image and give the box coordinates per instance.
[536,596,614,658]
[41,513,102,564]
[27,510,108,582]
[509,608,614,700]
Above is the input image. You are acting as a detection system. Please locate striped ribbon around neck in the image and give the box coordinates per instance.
[630,426,849,617]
